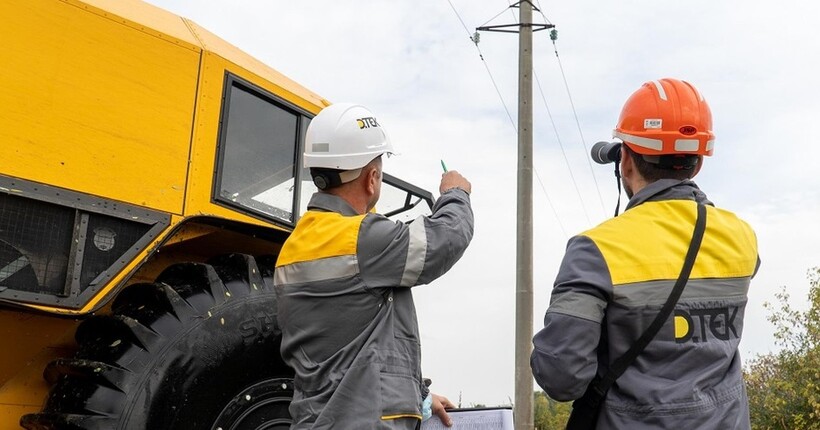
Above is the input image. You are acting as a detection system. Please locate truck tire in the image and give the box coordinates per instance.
[21,254,293,430]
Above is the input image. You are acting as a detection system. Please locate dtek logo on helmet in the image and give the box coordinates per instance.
[356,117,380,129]
[674,307,740,343]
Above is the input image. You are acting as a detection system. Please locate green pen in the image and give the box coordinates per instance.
[440,159,448,173]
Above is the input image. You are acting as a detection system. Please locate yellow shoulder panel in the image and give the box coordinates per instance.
[583,201,758,286]
[277,212,366,266]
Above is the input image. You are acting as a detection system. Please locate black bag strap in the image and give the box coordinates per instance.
[578,202,708,407]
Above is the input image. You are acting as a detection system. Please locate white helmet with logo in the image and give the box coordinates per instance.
[304,103,394,171]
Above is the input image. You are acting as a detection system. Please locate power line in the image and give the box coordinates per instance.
[479,6,516,29]
[533,0,552,25]
[445,0,569,239]
[446,0,516,129]
[445,0,472,36]
[540,13,608,216]
[480,52,517,130]
[511,0,609,219]
[502,0,595,226]
[534,168,568,238]
[505,0,593,225]
[533,72,592,225]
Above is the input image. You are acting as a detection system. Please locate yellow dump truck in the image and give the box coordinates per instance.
[0,1,432,428]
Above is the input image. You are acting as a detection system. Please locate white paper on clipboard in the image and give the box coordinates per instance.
[420,407,513,430]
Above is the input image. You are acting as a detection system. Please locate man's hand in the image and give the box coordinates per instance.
[440,171,472,195]
[431,393,455,427]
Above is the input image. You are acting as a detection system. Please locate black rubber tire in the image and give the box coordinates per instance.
[21,254,294,430]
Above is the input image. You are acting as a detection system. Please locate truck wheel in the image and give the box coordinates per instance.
[21,254,293,430]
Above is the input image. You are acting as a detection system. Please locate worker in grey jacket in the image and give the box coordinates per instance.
[531,78,759,429]
[275,103,474,429]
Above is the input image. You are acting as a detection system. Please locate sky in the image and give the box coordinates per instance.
[145,0,820,407]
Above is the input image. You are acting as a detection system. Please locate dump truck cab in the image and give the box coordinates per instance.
[0,1,432,428]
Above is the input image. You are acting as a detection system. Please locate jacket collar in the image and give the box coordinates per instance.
[306,192,360,216]
[625,179,713,211]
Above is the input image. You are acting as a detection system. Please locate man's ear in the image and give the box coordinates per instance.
[620,146,633,177]
[365,166,379,194]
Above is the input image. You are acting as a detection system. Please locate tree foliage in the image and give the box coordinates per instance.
[534,391,571,430]
[745,267,820,430]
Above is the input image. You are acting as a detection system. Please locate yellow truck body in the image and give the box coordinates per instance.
[0,1,432,428]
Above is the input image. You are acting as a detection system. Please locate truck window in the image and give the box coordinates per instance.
[215,79,434,224]
[216,78,302,224]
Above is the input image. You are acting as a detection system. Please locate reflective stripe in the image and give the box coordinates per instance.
[613,277,751,307]
[400,217,428,286]
[674,139,700,152]
[614,131,663,151]
[547,291,607,323]
[274,254,359,286]
[706,139,715,152]
[381,414,422,421]
[652,80,668,101]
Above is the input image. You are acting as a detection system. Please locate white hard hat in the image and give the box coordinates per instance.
[304,103,394,170]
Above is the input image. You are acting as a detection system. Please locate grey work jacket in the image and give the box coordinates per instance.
[275,189,474,429]
[531,180,759,429]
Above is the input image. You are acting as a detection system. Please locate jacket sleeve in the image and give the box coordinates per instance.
[358,188,474,288]
[531,235,611,401]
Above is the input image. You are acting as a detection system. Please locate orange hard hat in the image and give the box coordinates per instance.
[613,78,714,157]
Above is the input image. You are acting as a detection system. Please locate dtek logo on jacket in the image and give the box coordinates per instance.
[674,307,740,343]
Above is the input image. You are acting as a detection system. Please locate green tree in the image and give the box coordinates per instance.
[745,267,820,430]
[533,391,571,429]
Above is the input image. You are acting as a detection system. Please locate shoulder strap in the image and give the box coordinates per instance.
[592,202,708,397]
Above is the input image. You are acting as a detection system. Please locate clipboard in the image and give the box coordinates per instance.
[420,407,513,429]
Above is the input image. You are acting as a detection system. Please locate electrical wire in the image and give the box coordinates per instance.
[479,6,515,29]
[445,0,569,238]
[476,48,517,130]
[534,0,609,216]
[532,0,552,25]
[550,42,608,216]
[445,0,516,128]
[534,72,592,225]
[445,0,472,36]
[505,1,552,26]
[534,168,568,238]
[502,0,593,226]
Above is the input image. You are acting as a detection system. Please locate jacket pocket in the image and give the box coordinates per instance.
[379,371,422,421]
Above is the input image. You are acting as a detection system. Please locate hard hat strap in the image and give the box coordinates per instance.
[613,161,622,217]
[643,154,699,170]
[310,168,343,190]
[310,167,364,190]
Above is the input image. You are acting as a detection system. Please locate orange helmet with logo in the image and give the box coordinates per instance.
[613,78,714,157]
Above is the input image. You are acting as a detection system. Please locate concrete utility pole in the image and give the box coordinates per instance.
[515,1,534,429]
[476,3,552,429]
